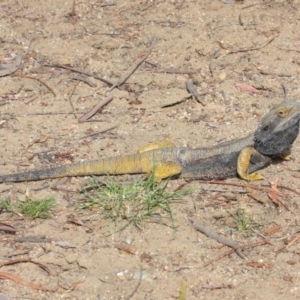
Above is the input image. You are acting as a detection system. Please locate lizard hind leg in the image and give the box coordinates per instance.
[138,141,175,153]
[237,147,264,181]
[153,161,183,181]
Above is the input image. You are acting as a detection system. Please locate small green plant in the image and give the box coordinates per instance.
[19,196,54,219]
[0,200,15,213]
[1,197,55,219]
[81,174,189,235]
[228,207,260,237]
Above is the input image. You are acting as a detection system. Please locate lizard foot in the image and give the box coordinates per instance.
[237,147,264,181]
[277,153,291,160]
[242,172,264,181]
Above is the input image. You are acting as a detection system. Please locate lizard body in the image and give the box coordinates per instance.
[0,101,299,182]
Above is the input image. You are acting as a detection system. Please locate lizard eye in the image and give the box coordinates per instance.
[277,109,285,117]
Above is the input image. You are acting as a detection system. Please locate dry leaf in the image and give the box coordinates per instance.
[235,83,260,94]
[263,224,281,235]
[0,54,22,76]
[246,262,273,269]
[0,222,17,234]
[114,242,136,255]
[55,240,76,248]
[38,135,49,143]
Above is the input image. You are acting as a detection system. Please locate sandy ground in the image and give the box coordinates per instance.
[1,0,300,299]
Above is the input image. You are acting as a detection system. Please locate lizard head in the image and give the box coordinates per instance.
[254,101,300,155]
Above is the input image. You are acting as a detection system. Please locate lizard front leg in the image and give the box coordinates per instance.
[237,147,264,181]
[152,161,183,181]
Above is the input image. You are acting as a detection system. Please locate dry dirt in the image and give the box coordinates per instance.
[1,0,300,299]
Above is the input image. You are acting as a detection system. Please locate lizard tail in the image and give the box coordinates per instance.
[0,153,150,182]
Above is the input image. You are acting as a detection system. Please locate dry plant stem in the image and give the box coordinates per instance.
[194,180,300,196]
[6,250,30,258]
[186,78,205,106]
[12,74,56,96]
[204,239,269,266]
[14,236,52,243]
[24,24,37,56]
[275,184,300,196]
[0,25,37,76]
[281,83,288,101]
[0,258,54,291]
[78,95,114,122]
[161,68,196,74]
[100,3,116,7]
[108,37,157,92]
[71,74,97,87]
[228,35,278,54]
[190,219,245,259]
[79,123,119,139]
[125,267,143,300]
[260,71,292,77]
[44,63,114,86]
[0,271,53,291]
[69,81,79,118]
[26,112,78,115]
[242,1,273,9]
[0,259,52,275]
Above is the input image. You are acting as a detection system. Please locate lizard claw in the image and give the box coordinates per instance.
[242,172,264,181]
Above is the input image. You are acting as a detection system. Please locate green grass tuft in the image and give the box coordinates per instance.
[228,207,261,237]
[1,196,55,219]
[81,174,189,235]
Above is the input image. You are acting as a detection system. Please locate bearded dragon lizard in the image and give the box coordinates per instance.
[0,101,299,182]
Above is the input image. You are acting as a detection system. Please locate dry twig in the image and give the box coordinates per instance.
[159,68,196,74]
[194,179,300,196]
[78,95,114,122]
[186,78,205,106]
[108,38,157,91]
[228,35,279,54]
[44,63,114,86]
[79,124,119,139]
[70,74,97,87]
[0,259,53,291]
[190,219,245,259]
[12,74,56,96]
[125,267,143,300]
[204,239,270,266]
[68,81,79,118]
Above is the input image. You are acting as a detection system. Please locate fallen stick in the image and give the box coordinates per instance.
[186,78,205,106]
[78,95,114,122]
[12,74,56,96]
[158,68,197,74]
[79,124,119,139]
[189,219,245,259]
[45,63,114,86]
[204,239,269,266]
[228,35,279,54]
[70,74,97,87]
[108,38,157,92]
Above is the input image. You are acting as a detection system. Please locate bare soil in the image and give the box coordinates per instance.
[1,0,300,299]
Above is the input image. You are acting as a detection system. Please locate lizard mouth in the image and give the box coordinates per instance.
[254,121,300,155]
